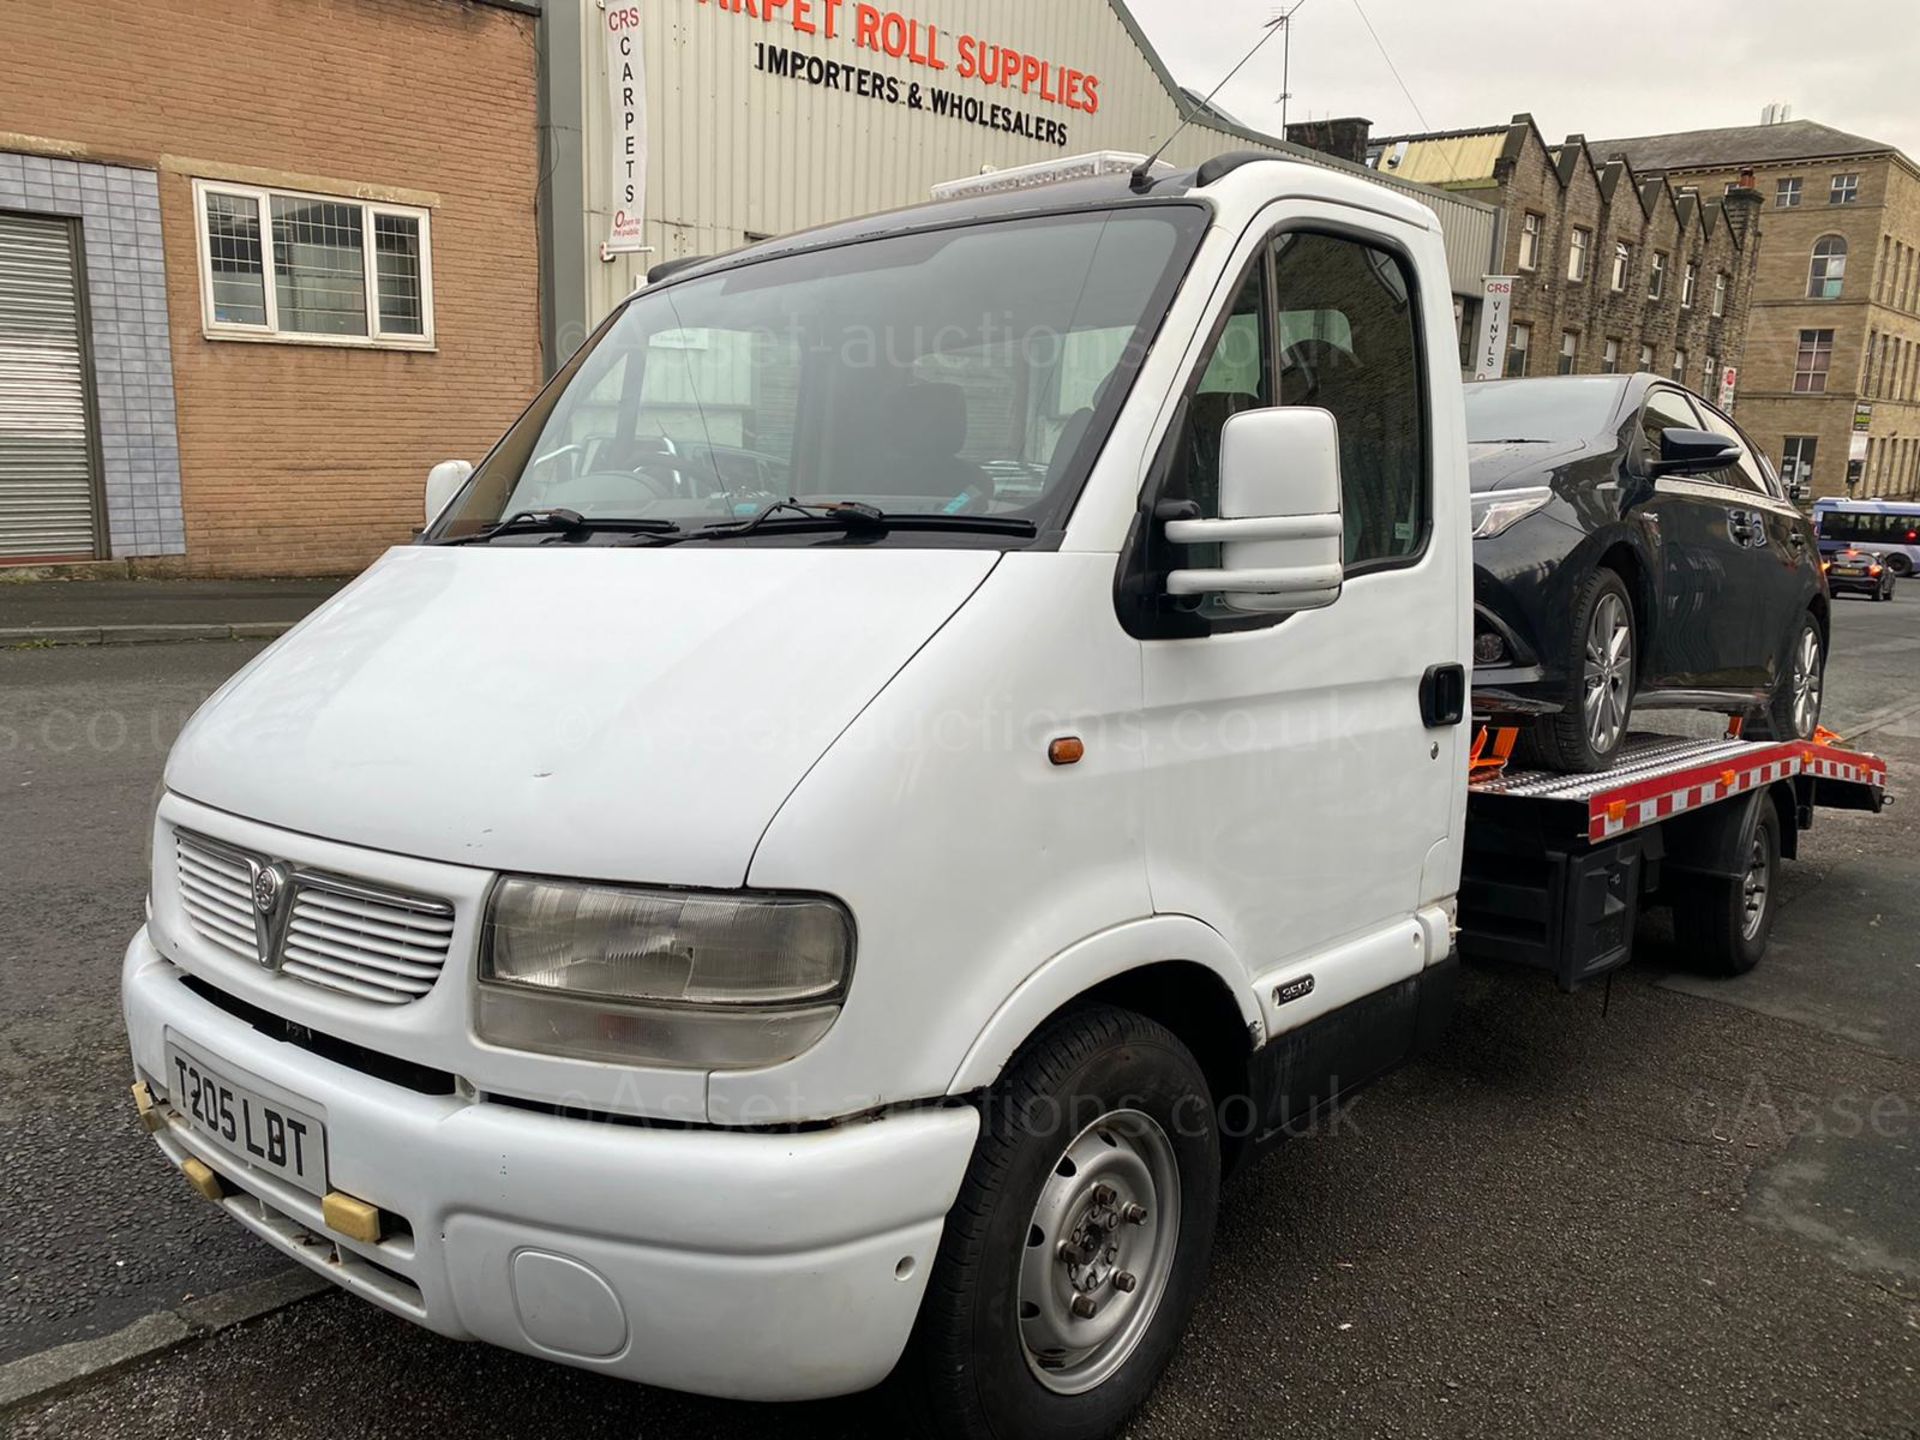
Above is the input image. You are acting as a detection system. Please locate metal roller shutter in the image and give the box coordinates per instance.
[0,212,99,559]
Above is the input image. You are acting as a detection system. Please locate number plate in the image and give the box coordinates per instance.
[164,1044,327,1196]
[1832,565,1864,576]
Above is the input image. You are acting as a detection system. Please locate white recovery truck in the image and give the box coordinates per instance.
[121,153,1888,1440]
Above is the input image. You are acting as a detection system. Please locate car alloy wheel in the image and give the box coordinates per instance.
[1018,1109,1182,1395]
[1790,625,1823,738]
[1583,590,1633,755]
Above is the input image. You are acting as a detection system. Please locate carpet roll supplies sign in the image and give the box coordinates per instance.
[701,0,1103,149]
[604,3,649,256]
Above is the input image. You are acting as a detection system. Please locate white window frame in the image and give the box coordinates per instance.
[1682,261,1698,308]
[1673,348,1688,382]
[1648,250,1667,300]
[1568,227,1591,282]
[1829,172,1860,206]
[192,177,435,350]
[1711,271,1727,317]
[1776,177,1802,208]
[1602,337,1621,373]
[1517,211,1541,271]
[1611,241,1630,292]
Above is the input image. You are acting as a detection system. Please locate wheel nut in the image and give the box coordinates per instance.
[1091,1184,1116,1206]
[1056,1241,1076,1265]
[1123,1203,1148,1225]
[1113,1271,1138,1294]
[1070,1294,1099,1319]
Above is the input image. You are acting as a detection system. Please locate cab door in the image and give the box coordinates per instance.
[1132,205,1466,1086]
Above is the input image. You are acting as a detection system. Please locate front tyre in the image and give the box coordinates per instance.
[1529,567,1635,774]
[900,1005,1220,1440]
[1749,614,1825,740]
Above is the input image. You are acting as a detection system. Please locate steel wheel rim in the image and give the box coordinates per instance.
[1017,1109,1181,1396]
[1740,832,1771,941]
[1582,591,1633,754]
[1790,626,1822,737]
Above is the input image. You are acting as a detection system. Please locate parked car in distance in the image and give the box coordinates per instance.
[1466,374,1829,772]
[1823,546,1898,601]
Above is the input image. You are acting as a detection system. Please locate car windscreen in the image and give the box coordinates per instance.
[1464,377,1628,444]
[430,205,1206,544]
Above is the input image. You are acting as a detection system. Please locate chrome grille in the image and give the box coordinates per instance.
[173,830,455,1005]
[176,834,263,964]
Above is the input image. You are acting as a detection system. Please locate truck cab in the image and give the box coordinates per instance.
[123,153,1471,1440]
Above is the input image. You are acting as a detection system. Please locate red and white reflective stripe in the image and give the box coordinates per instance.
[1587,744,1887,841]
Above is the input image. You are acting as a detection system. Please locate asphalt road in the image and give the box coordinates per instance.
[3,595,1918,1437]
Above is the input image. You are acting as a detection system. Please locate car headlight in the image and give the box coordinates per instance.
[1470,487,1553,540]
[476,877,855,1069]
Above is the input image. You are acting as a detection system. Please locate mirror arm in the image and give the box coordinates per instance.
[1163,513,1344,546]
[1165,561,1344,599]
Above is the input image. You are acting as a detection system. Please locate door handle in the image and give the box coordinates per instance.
[1421,663,1467,728]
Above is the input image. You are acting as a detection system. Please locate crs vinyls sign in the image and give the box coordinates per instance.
[1471,277,1515,382]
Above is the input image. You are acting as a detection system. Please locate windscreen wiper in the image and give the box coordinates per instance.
[432,508,682,545]
[620,501,1037,546]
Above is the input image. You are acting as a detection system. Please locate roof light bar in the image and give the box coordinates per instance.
[931,152,1176,202]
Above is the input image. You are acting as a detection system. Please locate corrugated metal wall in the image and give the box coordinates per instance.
[576,0,1496,324]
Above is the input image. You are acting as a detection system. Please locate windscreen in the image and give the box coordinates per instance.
[432,206,1205,543]
[1464,377,1628,444]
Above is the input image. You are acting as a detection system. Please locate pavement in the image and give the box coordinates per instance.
[0,578,346,647]
[0,594,1917,1436]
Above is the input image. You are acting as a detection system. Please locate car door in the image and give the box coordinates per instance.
[1693,401,1817,692]
[1634,385,1750,691]
[1134,207,1463,1102]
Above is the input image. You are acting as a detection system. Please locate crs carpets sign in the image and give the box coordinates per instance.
[701,0,1103,149]
[604,5,648,255]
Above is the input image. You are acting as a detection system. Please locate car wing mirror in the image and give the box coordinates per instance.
[1651,427,1741,479]
[425,459,474,526]
[1164,407,1345,615]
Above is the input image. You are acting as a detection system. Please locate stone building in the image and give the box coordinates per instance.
[1367,116,1761,403]
[0,0,543,574]
[1592,119,1920,501]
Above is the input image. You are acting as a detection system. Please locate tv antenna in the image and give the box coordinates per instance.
[1131,9,1292,191]
[1273,0,1310,133]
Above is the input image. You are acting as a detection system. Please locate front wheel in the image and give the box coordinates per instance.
[1748,615,1824,740]
[1885,552,1913,579]
[899,1005,1220,1440]
[1527,567,1636,774]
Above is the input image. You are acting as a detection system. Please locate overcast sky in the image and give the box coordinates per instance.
[1125,0,1919,165]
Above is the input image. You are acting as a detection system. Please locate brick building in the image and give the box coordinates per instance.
[1367,116,1762,400]
[0,0,543,574]
[1592,119,1920,502]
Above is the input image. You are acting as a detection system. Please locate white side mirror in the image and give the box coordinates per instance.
[425,460,473,526]
[1164,407,1345,614]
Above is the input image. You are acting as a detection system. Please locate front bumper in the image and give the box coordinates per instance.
[123,927,979,1401]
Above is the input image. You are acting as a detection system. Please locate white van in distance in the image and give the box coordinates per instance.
[132,151,1871,1439]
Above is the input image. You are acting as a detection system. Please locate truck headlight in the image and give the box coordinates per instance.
[476,877,854,1069]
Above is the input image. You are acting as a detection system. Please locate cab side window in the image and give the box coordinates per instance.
[1695,405,1777,497]
[1271,232,1428,567]
[1160,262,1273,520]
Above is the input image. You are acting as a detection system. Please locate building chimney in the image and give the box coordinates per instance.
[1723,182,1763,246]
[1286,116,1372,166]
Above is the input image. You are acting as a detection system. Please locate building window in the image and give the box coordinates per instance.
[1808,235,1848,299]
[1611,241,1631,292]
[1517,211,1542,271]
[1602,337,1621,373]
[1704,353,1719,397]
[192,179,433,346]
[1711,271,1727,317]
[1682,261,1698,308]
[1639,341,1655,372]
[1781,437,1817,493]
[1775,177,1802,208]
[1794,329,1835,393]
[1865,330,1879,397]
[1559,330,1578,374]
[1673,347,1688,382]
[1506,322,1531,377]
[1830,172,1860,205]
[1648,251,1667,300]
[1568,227,1591,282]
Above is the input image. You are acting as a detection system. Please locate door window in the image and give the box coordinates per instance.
[1270,231,1427,567]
